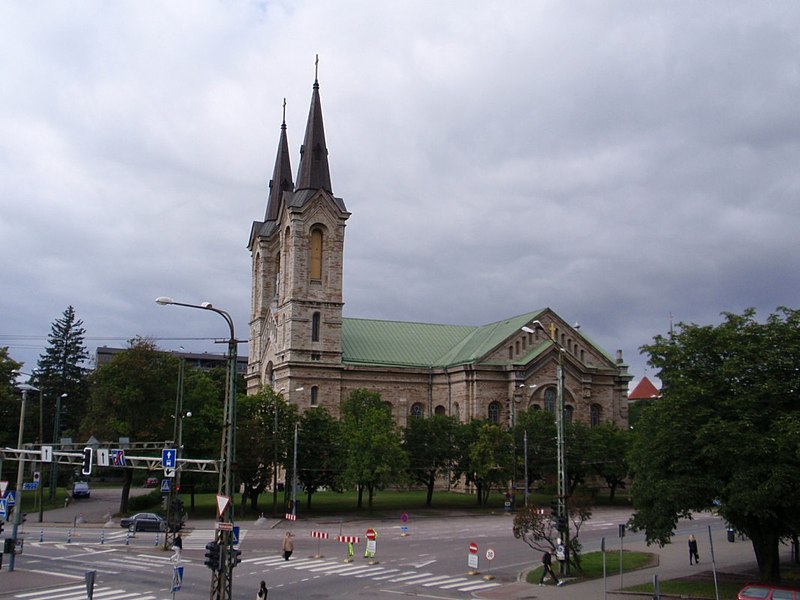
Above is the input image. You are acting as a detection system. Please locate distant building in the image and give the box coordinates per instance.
[246,72,632,429]
[628,376,661,402]
[95,346,249,376]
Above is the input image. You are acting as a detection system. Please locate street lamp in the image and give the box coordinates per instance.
[13,371,44,522]
[156,296,238,600]
[8,383,35,571]
[49,393,68,505]
[522,320,570,575]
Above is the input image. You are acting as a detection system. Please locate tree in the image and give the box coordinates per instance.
[82,337,179,513]
[340,389,407,509]
[0,347,23,447]
[587,422,630,502]
[630,307,800,583]
[297,406,342,509]
[403,414,459,506]
[514,408,557,488]
[452,420,512,505]
[35,306,90,440]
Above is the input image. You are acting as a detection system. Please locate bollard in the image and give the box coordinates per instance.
[100,530,105,545]
[67,529,72,543]
[155,532,160,546]
[39,529,44,543]
[125,530,130,545]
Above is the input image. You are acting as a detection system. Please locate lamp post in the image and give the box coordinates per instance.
[522,320,570,575]
[8,384,36,571]
[49,393,67,505]
[13,371,44,522]
[156,296,238,600]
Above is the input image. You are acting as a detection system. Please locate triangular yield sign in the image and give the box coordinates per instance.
[216,494,230,517]
[0,481,8,495]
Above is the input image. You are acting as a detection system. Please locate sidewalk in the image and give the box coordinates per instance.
[477,526,764,600]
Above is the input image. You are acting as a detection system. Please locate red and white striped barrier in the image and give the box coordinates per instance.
[311,531,329,540]
[285,513,297,521]
[336,535,360,544]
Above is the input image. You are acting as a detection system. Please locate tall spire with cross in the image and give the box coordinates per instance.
[264,98,294,222]
[295,54,332,193]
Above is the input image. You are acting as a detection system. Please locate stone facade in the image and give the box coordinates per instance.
[246,76,631,430]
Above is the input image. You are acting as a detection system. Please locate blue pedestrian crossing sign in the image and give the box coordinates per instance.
[162,449,177,469]
[171,565,184,592]
[6,491,15,507]
[161,479,171,493]
[0,499,7,518]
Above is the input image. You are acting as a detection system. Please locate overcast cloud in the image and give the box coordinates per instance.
[2,1,799,387]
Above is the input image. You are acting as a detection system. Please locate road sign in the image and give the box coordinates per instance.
[216,494,230,517]
[161,479,171,493]
[366,528,376,540]
[0,481,7,495]
[41,446,53,463]
[486,548,495,561]
[6,491,16,507]
[111,449,126,467]
[164,467,176,478]
[232,526,240,544]
[216,522,233,531]
[97,449,109,467]
[0,499,7,518]
[401,512,408,522]
[22,482,38,491]
[33,471,40,483]
[162,449,177,469]
[469,542,478,554]
[171,565,184,593]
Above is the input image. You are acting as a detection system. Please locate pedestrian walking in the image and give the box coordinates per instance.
[170,533,183,563]
[688,534,700,565]
[282,531,294,560]
[256,579,268,599]
[539,548,564,586]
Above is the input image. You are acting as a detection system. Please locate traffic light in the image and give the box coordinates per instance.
[0,519,4,535]
[550,498,558,517]
[231,547,242,568]
[557,516,568,532]
[204,541,221,571]
[81,447,93,476]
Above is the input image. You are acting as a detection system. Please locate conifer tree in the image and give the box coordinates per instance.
[35,305,90,439]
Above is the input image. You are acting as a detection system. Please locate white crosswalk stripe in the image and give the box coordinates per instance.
[13,583,157,599]
[244,555,502,593]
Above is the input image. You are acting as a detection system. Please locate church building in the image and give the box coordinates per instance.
[246,74,631,430]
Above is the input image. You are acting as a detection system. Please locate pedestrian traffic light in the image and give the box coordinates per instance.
[0,520,4,535]
[231,547,242,568]
[204,541,221,571]
[81,447,93,476]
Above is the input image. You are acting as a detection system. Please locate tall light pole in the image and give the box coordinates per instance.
[49,393,67,505]
[522,320,570,575]
[156,296,238,600]
[9,384,35,571]
[14,371,44,522]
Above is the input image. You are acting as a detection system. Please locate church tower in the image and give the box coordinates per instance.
[246,72,350,395]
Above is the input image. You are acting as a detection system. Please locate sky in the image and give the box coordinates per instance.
[2,1,799,388]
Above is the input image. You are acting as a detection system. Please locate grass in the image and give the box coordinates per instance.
[525,550,655,584]
[626,579,745,599]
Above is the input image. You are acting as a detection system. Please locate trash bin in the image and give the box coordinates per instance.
[727,527,735,543]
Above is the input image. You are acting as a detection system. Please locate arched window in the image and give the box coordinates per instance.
[591,404,601,427]
[310,228,323,281]
[434,405,446,416]
[310,386,319,406]
[274,253,281,301]
[488,401,500,424]
[565,405,574,423]
[410,403,424,418]
[544,388,556,413]
[312,311,320,342]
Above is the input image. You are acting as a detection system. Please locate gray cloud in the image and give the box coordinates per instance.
[2,1,799,386]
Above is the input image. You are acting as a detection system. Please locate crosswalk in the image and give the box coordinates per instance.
[13,583,158,599]
[243,554,502,594]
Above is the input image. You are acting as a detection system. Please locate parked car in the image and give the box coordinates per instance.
[120,512,168,532]
[144,477,159,488]
[72,481,90,498]
[739,583,800,599]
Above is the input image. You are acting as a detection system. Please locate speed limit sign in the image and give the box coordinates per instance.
[486,548,495,561]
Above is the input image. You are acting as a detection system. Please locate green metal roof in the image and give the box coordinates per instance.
[341,309,547,368]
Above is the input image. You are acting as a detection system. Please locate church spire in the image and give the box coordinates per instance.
[265,98,294,222]
[295,56,332,193]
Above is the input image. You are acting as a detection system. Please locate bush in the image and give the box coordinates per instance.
[127,489,162,512]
